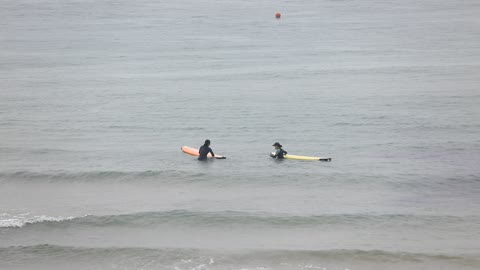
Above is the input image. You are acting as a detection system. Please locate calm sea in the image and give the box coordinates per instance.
[1,0,479,269]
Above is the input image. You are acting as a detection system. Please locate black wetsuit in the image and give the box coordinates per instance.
[198,145,214,160]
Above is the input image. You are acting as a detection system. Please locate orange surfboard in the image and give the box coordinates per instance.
[181,146,226,159]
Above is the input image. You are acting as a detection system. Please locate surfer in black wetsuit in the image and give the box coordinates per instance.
[270,142,287,159]
[198,139,215,160]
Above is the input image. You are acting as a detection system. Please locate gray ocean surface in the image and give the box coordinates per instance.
[1,0,480,269]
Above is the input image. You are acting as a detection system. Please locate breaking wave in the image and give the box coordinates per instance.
[2,210,478,230]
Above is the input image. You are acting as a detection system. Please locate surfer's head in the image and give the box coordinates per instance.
[272,142,282,149]
[204,139,211,146]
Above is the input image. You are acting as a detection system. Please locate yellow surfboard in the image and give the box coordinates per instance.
[271,152,331,161]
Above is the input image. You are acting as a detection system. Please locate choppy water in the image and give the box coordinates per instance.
[1,0,480,269]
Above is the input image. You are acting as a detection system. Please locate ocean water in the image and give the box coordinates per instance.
[1,0,480,269]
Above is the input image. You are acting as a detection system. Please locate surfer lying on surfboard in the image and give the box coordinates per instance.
[198,139,215,160]
[270,142,287,159]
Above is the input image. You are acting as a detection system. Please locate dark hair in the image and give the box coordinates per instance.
[204,139,211,146]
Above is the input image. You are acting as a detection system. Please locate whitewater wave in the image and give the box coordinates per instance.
[2,210,478,230]
[0,214,78,228]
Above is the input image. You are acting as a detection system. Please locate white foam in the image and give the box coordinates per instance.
[0,214,76,228]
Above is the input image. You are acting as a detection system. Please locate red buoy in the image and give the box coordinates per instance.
[275,12,281,19]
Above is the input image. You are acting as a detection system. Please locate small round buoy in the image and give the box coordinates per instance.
[275,12,281,19]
